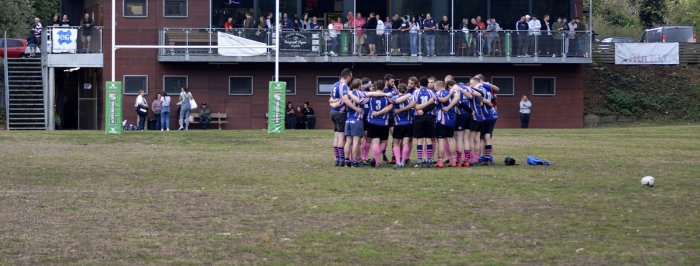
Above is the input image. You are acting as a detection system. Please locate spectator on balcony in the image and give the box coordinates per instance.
[575,17,587,57]
[437,15,450,56]
[390,14,401,55]
[519,95,532,128]
[265,12,274,29]
[541,15,553,56]
[224,17,234,33]
[328,17,343,56]
[485,18,500,56]
[61,15,71,27]
[26,30,38,58]
[51,14,60,26]
[310,16,321,30]
[408,16,418,56]
[345,11,353,28]
[293,16,302,31]
[281,13,293,30]
[422,13,437,57]
[199,102,211,130]
[515,16,528,57]
[301,13,310,30]
[527,14,542,56]
[458,18,469,55]
[33,18,43,45]
[552,17,565,56]
[351,12,366,56]
[80,13,93,53]
[363,12,378,56]
[243,12,255,29]
[566,18,577,56]
[470,18,479,56]
[303,102,316,129]
[476,16,486,30]
[376,14,386,55]
[259,16,267,29]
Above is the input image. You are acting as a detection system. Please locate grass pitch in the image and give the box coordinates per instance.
[0,126,699,265]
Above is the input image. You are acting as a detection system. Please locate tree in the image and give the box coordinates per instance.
[638,0,667,27]
[0,0,35,38]
[32,0,60,26]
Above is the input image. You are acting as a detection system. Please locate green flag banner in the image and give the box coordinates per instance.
[105,81,123,134]
[268,81,287,133]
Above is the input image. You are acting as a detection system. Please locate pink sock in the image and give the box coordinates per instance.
[362,141,371,160]
[402,146,411,164]
[392,145,402,165]
[456,151,462,162]
[379,143,387,157]
[444,141,451,159]
[372,142,382,163]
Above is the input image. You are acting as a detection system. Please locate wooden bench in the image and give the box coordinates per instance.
[190,112,228,130]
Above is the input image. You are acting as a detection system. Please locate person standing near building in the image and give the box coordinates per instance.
[80,13,93,53]
[485,18,500,56]
[134,90,148,130]
[405,16,415,56]
[26,30,38,58]
[552,17,565,56]
[363,12,378,56]
[33,18,43,46]
[285,101,295,129]
[160,93,171,131]
[519,95,532,128]
[541,15,553,56]
[422,14,437,56]
[51,14,60,26]
[575,17,587,57]
[303,102,316,129]
[151,93,162,131]
[60,15,71,27]
[527,14,542,56]
[224,17,234,32]
[243,12,255,28]
[177,87,193,131]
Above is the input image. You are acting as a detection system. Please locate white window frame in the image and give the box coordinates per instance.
[162,75,189,95]
[163,0,188,18]
[490,76,515,96]
[273,75,297,95]
[123,75,148,95]
[316,76,338,95]
[123,0,148,18]
[532,76,556,96]
[228,76,254,96]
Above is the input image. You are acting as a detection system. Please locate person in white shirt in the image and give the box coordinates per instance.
[527,14,542,56]
[376,14,386,55]
[519,95,532,128]
[134,90,148,130]
[160,93,171,131]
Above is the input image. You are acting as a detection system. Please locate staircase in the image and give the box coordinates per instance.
[5,58,46,130]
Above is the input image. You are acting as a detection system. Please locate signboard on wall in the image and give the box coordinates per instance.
[615,43,679,65]
[52,28,78,53]
[267,81,287,133]
[104,82,123,134]
[277,31,320,56]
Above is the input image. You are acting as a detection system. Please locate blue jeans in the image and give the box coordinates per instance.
[424,34,435,55]
[154,113,160,130]
[577,36,585,56]
[179,106,191,129]
[330,36,339,53]
[486,37,496,54]
[410,33,418,55]
[137,114,146,130]
[160,107,170,130]
[201,116,210,130]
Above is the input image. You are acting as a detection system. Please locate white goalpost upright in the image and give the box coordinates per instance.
[110,0,281,82]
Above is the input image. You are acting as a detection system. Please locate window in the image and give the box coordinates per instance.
[229,76,253,95]
[491,76,514,96]
[317,76,338,95]
[124,0,147,17]
[163,75,188,95]
[532,77,556,96]
[272,76,296,95]
[123,75,148,95]
[164,0,188,17]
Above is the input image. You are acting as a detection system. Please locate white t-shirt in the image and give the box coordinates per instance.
[161,95,171,107]
[134,95,147,107]
[376,20,385,35]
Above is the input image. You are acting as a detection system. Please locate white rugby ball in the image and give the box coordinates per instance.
[641,176,655,187]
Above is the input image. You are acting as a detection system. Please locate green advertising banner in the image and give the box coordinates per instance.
[267,81,287,133]
[104,81,123,134]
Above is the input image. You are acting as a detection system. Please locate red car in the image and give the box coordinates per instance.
[0,38,29,58]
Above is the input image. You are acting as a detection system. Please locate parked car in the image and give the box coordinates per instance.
[0,38,41,58]
[641,26,696,43]
[600,37,635,43]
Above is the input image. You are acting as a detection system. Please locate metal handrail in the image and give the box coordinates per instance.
[3,31,9,129]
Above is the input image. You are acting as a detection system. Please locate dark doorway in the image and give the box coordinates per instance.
[55,68,100,130]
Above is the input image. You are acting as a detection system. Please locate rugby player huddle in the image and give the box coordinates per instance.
[329,68,499,168]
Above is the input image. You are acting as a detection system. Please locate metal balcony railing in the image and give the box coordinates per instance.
[159,28,593,60]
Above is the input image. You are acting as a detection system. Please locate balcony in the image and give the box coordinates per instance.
[158,28,593,64]
[44,26,103,68]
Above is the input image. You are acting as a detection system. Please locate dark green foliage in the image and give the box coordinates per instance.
[638,0,666,27]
